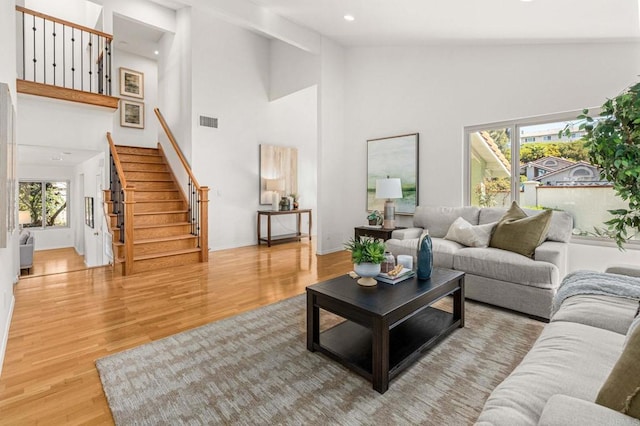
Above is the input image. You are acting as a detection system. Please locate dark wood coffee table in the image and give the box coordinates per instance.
[306,268,464,394]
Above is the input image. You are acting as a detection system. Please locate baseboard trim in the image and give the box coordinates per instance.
[0,294,15,378]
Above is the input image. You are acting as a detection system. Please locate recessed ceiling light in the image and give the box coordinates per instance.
[154,50,159,55]
[344,14,355,22]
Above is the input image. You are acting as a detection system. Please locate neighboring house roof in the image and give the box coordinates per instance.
[523,156,575,171]
[470,131,511,177]
[534,161,608,185]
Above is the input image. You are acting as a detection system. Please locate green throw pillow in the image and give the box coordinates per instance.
[596,325,640,419]
[489,201,552,258]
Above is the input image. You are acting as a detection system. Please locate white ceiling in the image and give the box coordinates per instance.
[18,145,102,167]
[247,0,640,46]
[113,15,165,60]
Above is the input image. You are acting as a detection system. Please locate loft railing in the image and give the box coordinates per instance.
[15,6,117,109]
[155,108,209,262]
[107,132,134,274]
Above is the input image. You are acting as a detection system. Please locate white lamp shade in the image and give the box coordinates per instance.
[266,178,285,192]
[375,178,402,199]
[19,210,31,225]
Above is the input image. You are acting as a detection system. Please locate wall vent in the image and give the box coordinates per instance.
[199,115,218,128]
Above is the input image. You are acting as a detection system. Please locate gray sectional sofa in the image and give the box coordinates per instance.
[476,269,640,425]
[385,205,573,319]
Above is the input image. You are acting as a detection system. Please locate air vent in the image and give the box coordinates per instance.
[199,115,218,128]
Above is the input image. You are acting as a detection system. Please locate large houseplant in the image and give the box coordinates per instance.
[344,236,386,286]
[561,81,640,248]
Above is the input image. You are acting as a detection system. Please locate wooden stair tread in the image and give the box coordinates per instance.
[134,235,196,244]
[134,248,200,261]
[134,199,184,204]
[134,210,188,216]
[127,178,175,182]
[134,222,191,229]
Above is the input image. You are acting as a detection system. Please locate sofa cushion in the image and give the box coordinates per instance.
[479,206,573,243]
[413,206,480,238]
[551,294,638,335]
[476,321,625,426]
[385,237,462,269]
[489,202,552,258]
[444,217,496,248]
[19,230,30,245]
[596,325,640,419]
[453,247,558,288]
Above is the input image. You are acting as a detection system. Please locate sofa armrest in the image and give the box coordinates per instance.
[606,265,640,278]
[534,241,568,278]
[538,394,640,426]
[391,227,424,240]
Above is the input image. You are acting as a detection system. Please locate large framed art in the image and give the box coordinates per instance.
[259,144,298,205]
[367,133,419,214]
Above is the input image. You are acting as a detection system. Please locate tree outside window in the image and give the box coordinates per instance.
[19,181,68,228]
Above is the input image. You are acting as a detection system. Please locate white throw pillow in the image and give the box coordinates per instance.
[444,217,496,248]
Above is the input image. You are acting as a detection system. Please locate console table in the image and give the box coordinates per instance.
[354,226,406,241]
[257,209,312,247]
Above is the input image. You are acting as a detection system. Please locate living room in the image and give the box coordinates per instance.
[1,0,640,423]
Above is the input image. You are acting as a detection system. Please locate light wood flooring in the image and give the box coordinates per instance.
[0,241,352,424]
[21,248,88,278]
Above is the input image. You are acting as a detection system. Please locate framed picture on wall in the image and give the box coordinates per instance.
[367,133,419,214]
[119,67,144,99]
[85,197,94,229]
[120,100,145,129]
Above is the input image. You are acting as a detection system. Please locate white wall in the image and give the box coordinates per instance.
[269,40,319,101]
[263,86,318,237]
[17,95,114,152]
[316,37,346,254]
[332,42,640,254]
[189,10,270,250]
[111,49,159,148]
[0,0,17,379]
[24,0,97,28]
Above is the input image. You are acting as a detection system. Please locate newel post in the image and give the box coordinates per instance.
[123,186,135,275]
[199,186,209,262]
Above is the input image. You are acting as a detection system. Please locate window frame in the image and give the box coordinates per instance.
[461,107,640,245]
[18,179,71,230]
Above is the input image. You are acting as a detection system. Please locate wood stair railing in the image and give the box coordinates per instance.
[15,6,119,109]
[105,132,207,275]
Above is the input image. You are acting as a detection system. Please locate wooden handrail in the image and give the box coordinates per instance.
[154,108,202,191]
[106,132,128,188]
[16,6,113,40]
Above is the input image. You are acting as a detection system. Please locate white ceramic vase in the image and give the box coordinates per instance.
[354,262,381,286]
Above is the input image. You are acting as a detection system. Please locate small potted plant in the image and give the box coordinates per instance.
[367,210,382,226]
[344,236,386,286]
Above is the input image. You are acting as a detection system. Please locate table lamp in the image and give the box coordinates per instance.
[266,178,285,211]
[19,210,31,229]
[375,177,402,229]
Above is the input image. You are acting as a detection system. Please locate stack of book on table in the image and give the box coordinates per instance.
[376,267,415,285]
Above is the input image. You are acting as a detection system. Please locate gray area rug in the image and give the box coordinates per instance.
[96,294,544,425]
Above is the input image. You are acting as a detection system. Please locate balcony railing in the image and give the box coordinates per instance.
[15,6,118,109]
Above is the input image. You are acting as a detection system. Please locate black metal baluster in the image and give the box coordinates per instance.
[32,14,36,81]
[88,33,92,93]
[80,31,84,91]
[21,11,25,79]
[71,28,75,89]
[63,25,65,87]
[52,22,56,85]
[43,17,46,83]
[106,40,111,95]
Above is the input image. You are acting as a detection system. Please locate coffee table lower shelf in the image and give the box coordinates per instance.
[313,306,459,383]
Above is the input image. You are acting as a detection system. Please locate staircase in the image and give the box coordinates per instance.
[105,144,204,275]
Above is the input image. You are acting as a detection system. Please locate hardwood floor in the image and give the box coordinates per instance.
[21,247,88,278]
[0,241,352,424]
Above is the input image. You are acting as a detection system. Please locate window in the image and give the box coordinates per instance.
[543,135,552,141]
[19,181,69,228]
[465,110,636,242]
